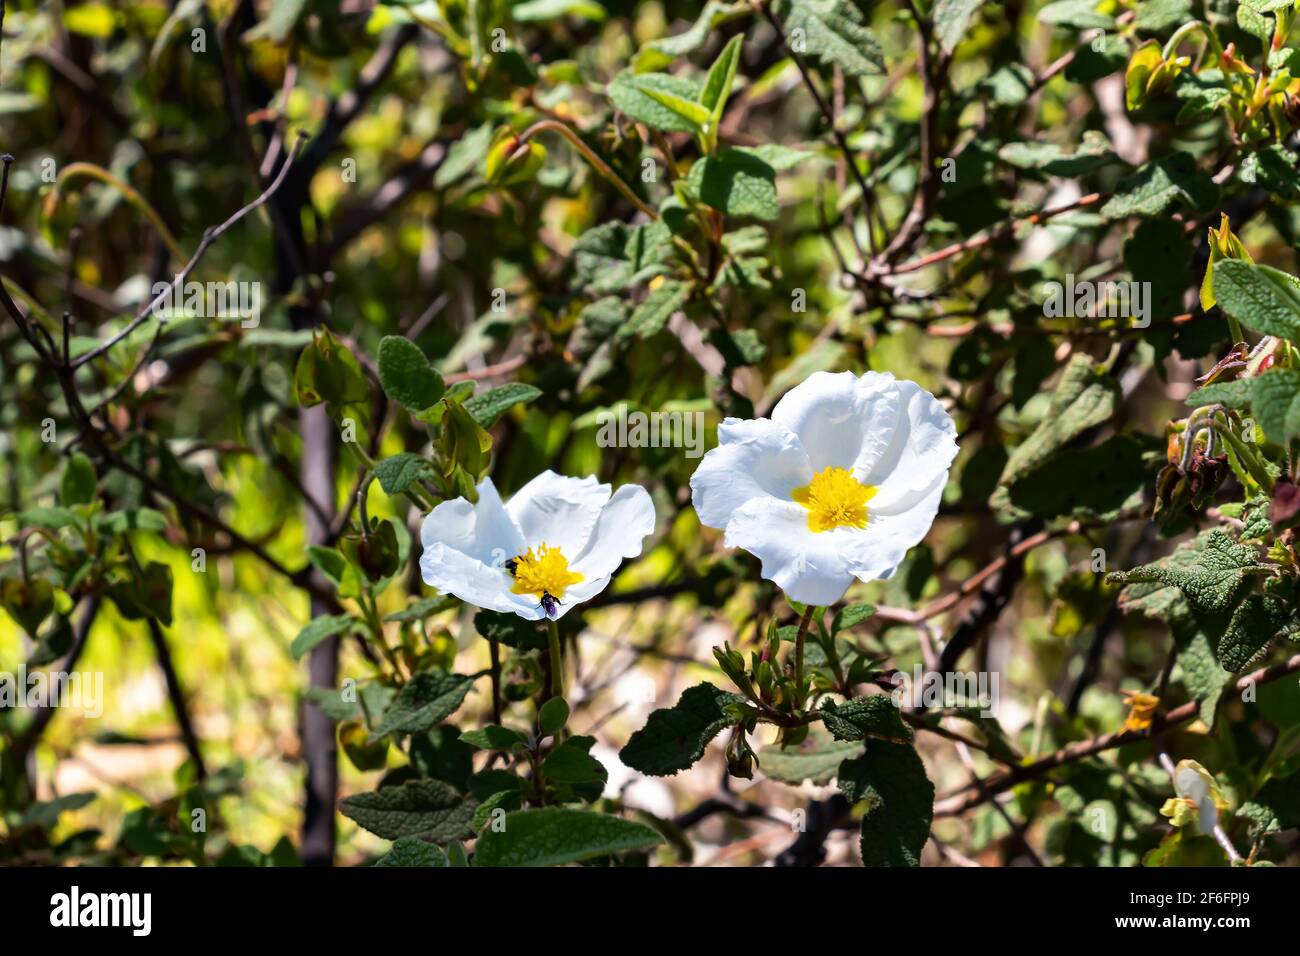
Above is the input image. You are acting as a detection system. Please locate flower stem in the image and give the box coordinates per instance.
[793,605,814,709]
[547,618,564,698]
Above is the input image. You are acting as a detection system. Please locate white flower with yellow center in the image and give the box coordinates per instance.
[419,471,655,620]
[690,371,958,605]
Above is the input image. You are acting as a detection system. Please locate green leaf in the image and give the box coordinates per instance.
[1214,260,1300,343]
[372,670,474,737]
[385,595,458,623]
[460,724,528,752]
[618,280,691,341]
[637,85,712,130]
[537,696,570,737]
[19,791,96,829]
[1174,619,1230,727]
[1218,594,1290,671]
[838,741,934,867]
[1134,0,1192,31]
[373,453,435,495]
[338,779,476,842]
[1239,144,1300,199]
[1238,770,1300,835]
[783,0,885,77]
[995,354,1120,508]
[1101,153,1219,220]
[1007,434,1150,521]
[463,382,542,428]
[0,577,55,636]
[512,0,606,24]
[473,808,662,867]
[474,609,548,650]
[699,34,743,126]
[572,220,674,294]
[97,507,168,534]
[290,614,355,660]
[19,506,77,530]
[434,122,493,189]
[933,0,984,53]
[997,131,1114,176]
[607,71,702,133]
[831,603,876,635]
[409,725,474,789]
[1185,377,1254,410]
[1107,530,1259,613]
[687,149,779,220]
[1039,0,1115,28]
[820,695,913,743]
[1251,369,1300,443]
[541,737,608,785]
[759,732,864,784]
[472,789,523,830]
[293,328,368,410]
[61,452,97,506]
[377,336,445,412]
[638,0,748,64]
[374,836,449,867]
[618,683,744,776]
[106,561,173,626]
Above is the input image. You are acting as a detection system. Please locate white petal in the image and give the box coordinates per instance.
[419,543,545,619]
[570,484,657,586]
[723,497,857,605]
[689,418,811,530]
[419,477,525,565]
[506,470,611,556]
[865,380,958,514]
[1196,797,1219,835]
[771,370,901,475]
[845,479,945,580]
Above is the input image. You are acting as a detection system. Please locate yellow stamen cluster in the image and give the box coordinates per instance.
[792,466,877,533]
[508,543,583,599]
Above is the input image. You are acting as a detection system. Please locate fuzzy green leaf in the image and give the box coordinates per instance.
[838,741,934,867]
[473,808,662,867]
[618,683,743,775]
[783,0,885,77]
[338,780,476,842]
[1211,260,1300,343]
[372,670,474,737]
[463,383,542,428]
[820,695,913,743]
[377,336,445,412]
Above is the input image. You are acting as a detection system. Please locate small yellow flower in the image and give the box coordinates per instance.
[1123,690,1160,732]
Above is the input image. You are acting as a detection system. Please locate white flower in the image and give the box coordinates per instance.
[689,370,958,605]
[419,471,655,620]
[1163,760,1227,835]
